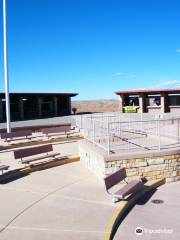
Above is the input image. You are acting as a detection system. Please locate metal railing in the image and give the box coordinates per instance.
[76,113,180,154]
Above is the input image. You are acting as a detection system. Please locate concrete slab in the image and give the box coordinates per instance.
[57,177,111,204]
[0,162,115,240]
[0,227,103,240]
[114,181,180,240]
[0,169,81,194]
[8,195,113,232]
[0,188,42,226]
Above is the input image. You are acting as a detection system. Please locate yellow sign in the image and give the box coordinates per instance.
[123,106,138,113]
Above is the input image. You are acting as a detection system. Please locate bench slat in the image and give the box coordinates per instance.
[14,144,53,159]
[22,152,60,164]
[42,125,71,135]
[1,130,32,140]
[104,168,127,190]
[114,180,143,199]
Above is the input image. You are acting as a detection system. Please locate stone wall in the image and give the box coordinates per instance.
[105,155,180,183]
[79,140,180,183]
[169,107,180,114]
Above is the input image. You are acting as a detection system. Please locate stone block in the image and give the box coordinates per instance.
[164,155,174,160]
[135,158,146,163]
[147,158,164,165]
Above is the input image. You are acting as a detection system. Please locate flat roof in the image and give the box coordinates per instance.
[0,92,78,97]
[115,89,180,95]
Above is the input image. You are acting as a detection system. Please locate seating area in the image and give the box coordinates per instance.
[41,125,72,138]
[0,124,78,145]
[0,130,32,142]
[104,168,144,202]
[0,120,178,240]
[0,123,80,176]
[14,144,61,165]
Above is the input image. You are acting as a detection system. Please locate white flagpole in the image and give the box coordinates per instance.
[3,0,11,133]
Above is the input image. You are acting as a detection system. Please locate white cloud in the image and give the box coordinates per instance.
[176,49,180,53]
[131,74,136,78]
[115,72,124,76]
[115,72,136,78]
[153,80,180,89]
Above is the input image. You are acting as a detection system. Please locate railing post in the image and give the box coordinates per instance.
[141,113,143,131]
[92,119,95,144]
[107,121,110,154]
[128,119,130,150]
[81,114,83,129]
[157,119,161,151]
[178,118,180,143]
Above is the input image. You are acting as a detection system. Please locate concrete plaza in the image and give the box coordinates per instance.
[0,161,116,240]
[114,181,180,240]
[0,139,180,240]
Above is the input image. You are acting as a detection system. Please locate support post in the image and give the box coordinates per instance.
[37,96,42,118]
[19,97,24,120]
[53,96,58,116]
[107,120,110,154]
[157,120,161,151]
[67,97,71,115]
[0,99,3,122]
[92,119,95,143]
[161,93,168,113]
[139,94,146,113]
[178,119,180,143]
[119,94,125,113]
[3,0,11,132]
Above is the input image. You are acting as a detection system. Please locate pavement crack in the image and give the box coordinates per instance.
[0,177,87,234]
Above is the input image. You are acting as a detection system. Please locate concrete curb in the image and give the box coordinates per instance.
[0,155,80,183]
[103,178,166,240]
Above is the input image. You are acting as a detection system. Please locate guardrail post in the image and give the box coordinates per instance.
[81,114,83,129]
[92,119,95,144]
[157,120,161,151]
[107,121,110,154]
[178,119,180,143]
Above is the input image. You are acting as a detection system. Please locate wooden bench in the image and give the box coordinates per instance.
[104,168,144,203]
[41,125,72,138]
[14,144,60,164]
[0,165,9,174]
[0,130,32,142]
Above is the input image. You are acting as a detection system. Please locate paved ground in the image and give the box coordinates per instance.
[114,181,180,240]
[0,136,180,240]
[0,161,116,240]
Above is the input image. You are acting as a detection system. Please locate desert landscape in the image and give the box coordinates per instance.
[72,99,120,113]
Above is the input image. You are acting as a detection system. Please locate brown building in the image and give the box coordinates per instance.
[115,89,180,113]
[0,92,78,122]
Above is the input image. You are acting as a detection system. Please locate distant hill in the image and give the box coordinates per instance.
[72,99,120,113]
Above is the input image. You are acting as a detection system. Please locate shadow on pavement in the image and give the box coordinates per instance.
[110,189,157,240]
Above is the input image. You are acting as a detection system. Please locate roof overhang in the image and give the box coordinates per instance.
[0,92,78,97]
[115,89,180,95]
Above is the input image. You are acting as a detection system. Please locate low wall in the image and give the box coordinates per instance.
[79,140,180,183]
[169,106,180,114]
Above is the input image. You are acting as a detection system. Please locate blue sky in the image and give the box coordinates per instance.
[0,0,180,100]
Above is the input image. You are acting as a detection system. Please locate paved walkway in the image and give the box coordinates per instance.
[0,161,116,240]
[0,138,179,240]
[114,181,180,240]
